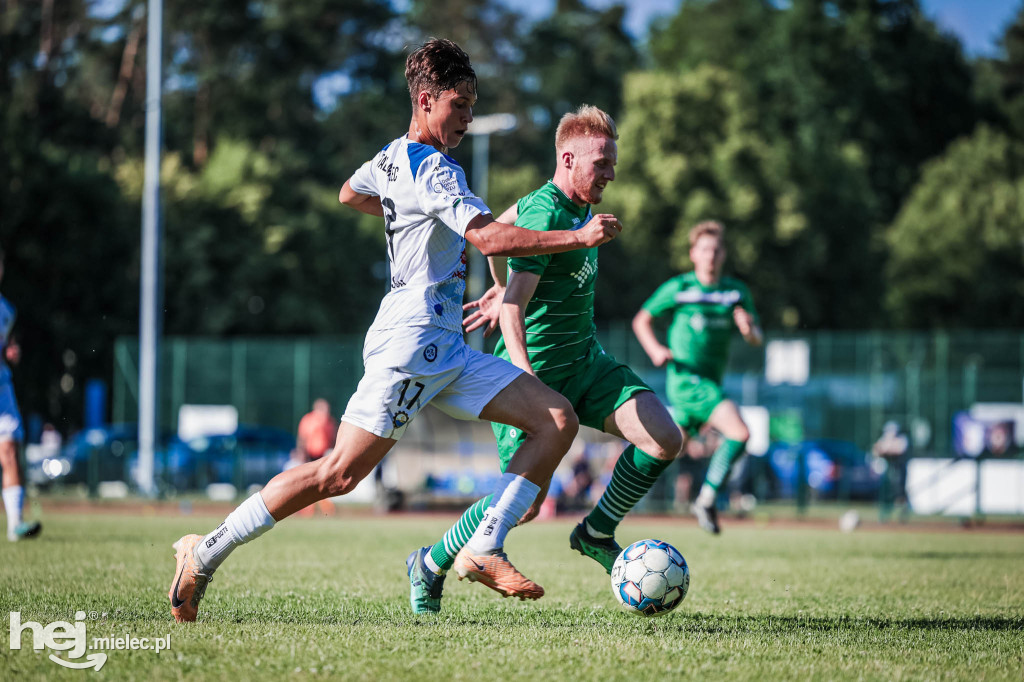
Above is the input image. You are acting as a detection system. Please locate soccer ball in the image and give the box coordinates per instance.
[610,539,689,616]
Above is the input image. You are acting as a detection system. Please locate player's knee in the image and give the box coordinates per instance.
[549,401,579,447]
[315,454,361,497]
[656,427,684,461]
[527,394,578,443]
[733,424,750,444]
[0,443,16,468]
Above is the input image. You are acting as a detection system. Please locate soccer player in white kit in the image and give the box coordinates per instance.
[168,39,624,622]
[0,250,42,541]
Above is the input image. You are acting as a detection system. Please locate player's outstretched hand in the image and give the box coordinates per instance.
[463,284,504,337]
[648,345,674,368]
[578,214,622,247]
[732,306,755,336]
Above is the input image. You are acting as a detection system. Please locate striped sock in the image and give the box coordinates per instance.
[429,496,491,573]
[703,438,747,492]
[586,445,673,536]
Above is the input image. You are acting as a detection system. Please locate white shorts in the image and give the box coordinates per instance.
[0,381,23,443]
[342,325,523,440]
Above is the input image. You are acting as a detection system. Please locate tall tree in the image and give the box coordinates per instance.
[646,0,979,327]
[0,1,139,430]
[885,125,1024,327]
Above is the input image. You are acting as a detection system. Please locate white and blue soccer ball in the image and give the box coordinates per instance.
[610,539,689,616]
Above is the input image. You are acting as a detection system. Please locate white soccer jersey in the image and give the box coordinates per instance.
[349,135,491,333]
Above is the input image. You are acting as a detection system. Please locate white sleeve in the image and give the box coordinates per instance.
[348,158,379,197]
[415,155,490,237]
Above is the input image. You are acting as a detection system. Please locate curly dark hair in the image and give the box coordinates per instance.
[405,38,477,106]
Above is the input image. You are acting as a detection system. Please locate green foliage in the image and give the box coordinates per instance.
[645,0,980,327]
[885,125,1024,326]
[3,0,1024,432]
[0,1,138,427]
[604,66,799,324]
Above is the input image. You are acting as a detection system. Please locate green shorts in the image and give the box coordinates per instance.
[491,350,652,470]
[667,372,725,435]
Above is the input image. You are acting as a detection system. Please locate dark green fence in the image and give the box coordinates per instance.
[113,329,1023,456]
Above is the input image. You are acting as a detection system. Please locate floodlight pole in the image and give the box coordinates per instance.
[138,0,164,496]
[467,113,517,351]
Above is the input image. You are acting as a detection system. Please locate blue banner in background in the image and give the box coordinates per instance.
[84,379,107,429]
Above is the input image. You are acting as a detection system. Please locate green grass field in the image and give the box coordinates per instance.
[2,510,1022,681]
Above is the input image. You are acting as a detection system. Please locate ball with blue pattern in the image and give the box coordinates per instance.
[610,539,689,616]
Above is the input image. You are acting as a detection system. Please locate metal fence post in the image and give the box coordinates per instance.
[88,445,99,499]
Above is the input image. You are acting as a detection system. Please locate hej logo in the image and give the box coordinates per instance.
[10,610,172,671]
[9,611,107,670]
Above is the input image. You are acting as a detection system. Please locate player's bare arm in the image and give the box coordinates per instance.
[632,308,674,367]
[463,204,518,335]
[499,269,541,375]
[338,179,385,217]
[486,201,518,286]
[464,212,621,257]
[732,306,763,346]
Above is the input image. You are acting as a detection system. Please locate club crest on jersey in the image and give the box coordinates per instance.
[570,256,597,289]
[690,311,706,333]
[392,411,409,428]
[431,170,465,198]
[423,344,438,362]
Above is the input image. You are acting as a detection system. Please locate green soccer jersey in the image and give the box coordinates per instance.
[642,272,758,385]
[493,181,599,382]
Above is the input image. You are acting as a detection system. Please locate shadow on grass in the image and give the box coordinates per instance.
[892,550,1024,560]
[188,601,1023,634]
[673,612,1024,634]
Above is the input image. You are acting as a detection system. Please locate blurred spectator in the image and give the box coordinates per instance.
[40,422,62,458]
[673,428,714,512]
[296,398,337,461]
[290,399,337,517]
[873,420,909,519]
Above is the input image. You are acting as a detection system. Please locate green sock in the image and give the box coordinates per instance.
[704,438,747,491]
[586,445,673,536]
[429,495,491,572]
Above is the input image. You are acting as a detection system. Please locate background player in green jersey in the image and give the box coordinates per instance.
[633,220,763,534]
[405,105,683,613]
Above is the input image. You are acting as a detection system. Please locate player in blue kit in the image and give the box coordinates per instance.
[167,39,624,622]
[0,250,42,542]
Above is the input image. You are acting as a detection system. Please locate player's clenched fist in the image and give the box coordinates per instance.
[578,213,623,247]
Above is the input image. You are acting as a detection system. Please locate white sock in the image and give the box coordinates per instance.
[424,553,443,575]
[585,520,612,539]
[466,473,540,554]
[696,484,716,508]
[195,492,275,570]
[3,485,24,534]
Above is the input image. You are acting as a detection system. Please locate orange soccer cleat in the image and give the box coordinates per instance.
[168,534,215,623]
[453,547,544,601]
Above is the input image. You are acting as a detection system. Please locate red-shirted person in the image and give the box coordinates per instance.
[293,399,338,516]
[297,399,338,461]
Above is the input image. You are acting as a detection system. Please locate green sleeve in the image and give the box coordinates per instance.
[641,278,681,318]
[506,201,555,275]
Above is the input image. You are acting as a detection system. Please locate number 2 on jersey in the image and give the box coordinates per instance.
[382,197,397,261]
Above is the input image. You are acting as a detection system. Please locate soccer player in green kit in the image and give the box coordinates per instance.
[632,220,763,534]
[405,105,684,613]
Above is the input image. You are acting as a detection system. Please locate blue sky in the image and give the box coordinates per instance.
[516,0,1022,56]
[92,0,1021,56]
